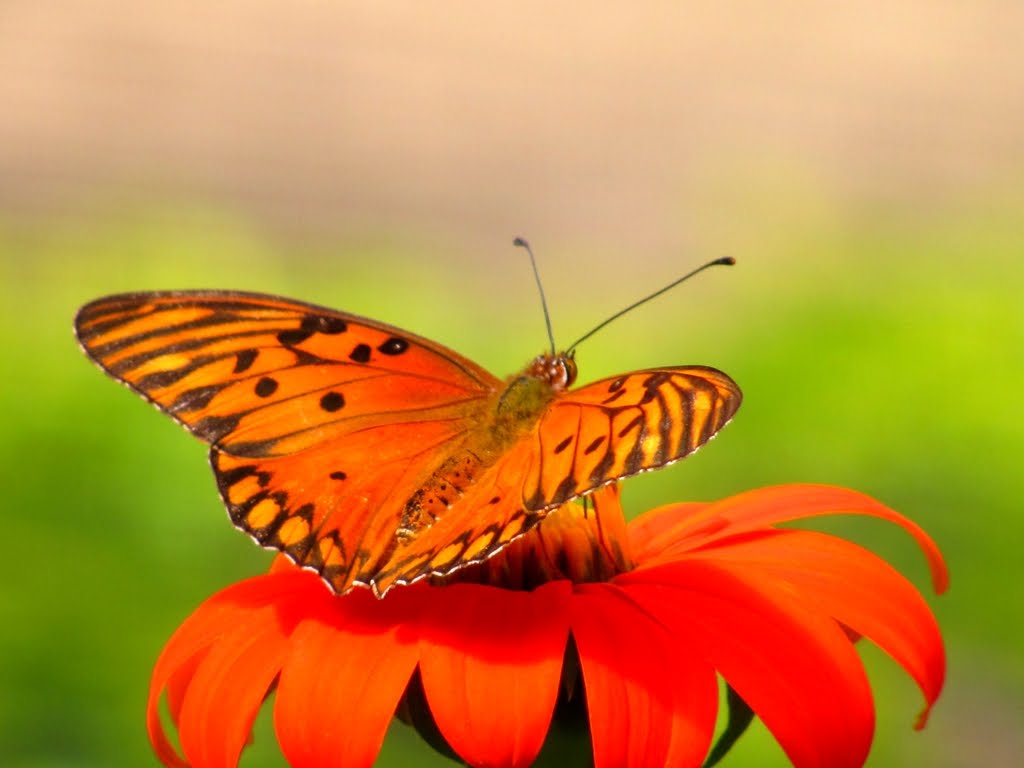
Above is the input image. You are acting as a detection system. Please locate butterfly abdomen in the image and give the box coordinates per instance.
[398,451,484,541]
[394,365,562,544]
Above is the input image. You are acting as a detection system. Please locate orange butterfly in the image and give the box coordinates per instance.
[76,280,740,596]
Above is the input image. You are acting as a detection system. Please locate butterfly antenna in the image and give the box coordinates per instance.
[514,236,557,355]
[567,256,736,352]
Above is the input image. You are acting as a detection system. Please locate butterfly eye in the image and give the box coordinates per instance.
[525,354,575,390]
[561,357,578,388]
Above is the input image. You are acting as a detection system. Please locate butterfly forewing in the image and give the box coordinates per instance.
[75,291,499,455]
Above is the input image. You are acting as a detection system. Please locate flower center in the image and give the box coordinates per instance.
[435,485,633,590]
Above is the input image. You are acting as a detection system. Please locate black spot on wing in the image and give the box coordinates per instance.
[319,391,345,412]
[583,435,607,455]
[348,343,372,363]
[233,348,258,373]
[301,314,348,335]
[330,470,347,481]
[378,337,409,356]
[277,328,313,346]
[254,377,278,398]
[553,435,574,455]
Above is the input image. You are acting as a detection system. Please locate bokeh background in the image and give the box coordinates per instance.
[2,2,1021,766]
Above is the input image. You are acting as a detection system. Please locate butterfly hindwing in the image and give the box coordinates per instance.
[211,414,475,591]
[525,366,742,508]
[366,438,545,593]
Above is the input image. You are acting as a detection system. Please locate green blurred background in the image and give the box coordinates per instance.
[1,3,1021,766]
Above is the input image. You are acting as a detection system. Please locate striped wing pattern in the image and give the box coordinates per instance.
[75,291,497,456]
[526,366,742,509]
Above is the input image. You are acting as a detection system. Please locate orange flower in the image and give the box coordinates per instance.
[148,485,947,768]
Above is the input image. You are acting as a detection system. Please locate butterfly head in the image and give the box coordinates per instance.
[527,352,577,392]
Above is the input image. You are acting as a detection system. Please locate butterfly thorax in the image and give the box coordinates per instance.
[396,353,577,545]
[491,353,575,442]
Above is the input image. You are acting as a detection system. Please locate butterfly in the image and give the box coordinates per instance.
[75,287,741,596]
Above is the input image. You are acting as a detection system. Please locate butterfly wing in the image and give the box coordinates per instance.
[75,291,498,455]
[76,291,501,592]
[211,419,479,593]
[365,437,544,594]
[364,365,741,595]
[524,366,742,508]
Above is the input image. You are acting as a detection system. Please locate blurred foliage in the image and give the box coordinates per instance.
[0,192,1020,767]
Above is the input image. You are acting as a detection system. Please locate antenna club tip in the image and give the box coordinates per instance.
[718,256,737,266]
[513,236,529,248]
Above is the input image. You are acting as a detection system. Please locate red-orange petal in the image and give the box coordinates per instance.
[685,528,946,728]
[175,597,296,768]
[147,572,313,767]
[149,651,203,768]
[165,652,203,738]
[645,485,949,594]
[274,585,421,768]
[569,583,718,768]
[419,581,572,768]
[628,501,714,563]
[620,559,875,768]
